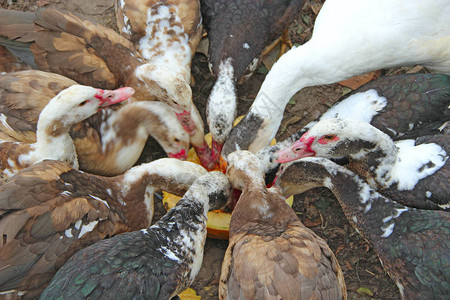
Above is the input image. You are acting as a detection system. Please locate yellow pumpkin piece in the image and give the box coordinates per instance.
[178,288,201,300]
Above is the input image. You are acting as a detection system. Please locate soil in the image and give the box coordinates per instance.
[2,0,408,299]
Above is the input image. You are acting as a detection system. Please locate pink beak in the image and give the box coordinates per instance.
[274,139,316,163]
[168,149,188,160]
[175,110,196,134]
[96,87,135,107]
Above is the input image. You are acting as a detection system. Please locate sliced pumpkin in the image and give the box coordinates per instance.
[178,288,201,299]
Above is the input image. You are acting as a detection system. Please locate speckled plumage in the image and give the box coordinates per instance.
[0,158,208,299]
[220,151,346,299]
[40,171,231,300]
[201,0,305,80]
[279,118,449,210]
[277,157,450,299]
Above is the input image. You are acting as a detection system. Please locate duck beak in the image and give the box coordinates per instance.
[273,139,315,163]
[96,87,135,107]
[175,110,196,134]
[168,149,188,160]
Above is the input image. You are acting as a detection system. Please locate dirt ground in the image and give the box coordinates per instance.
[1,0,408,299]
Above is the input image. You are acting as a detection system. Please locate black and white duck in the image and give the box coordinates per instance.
[275,118,449,210]
[257,72,450,185]
[39,171,231,299]
[276,157,450,299]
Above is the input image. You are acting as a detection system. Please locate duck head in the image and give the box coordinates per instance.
[276,157,343,197]
[134,64,196,131]
[273,118,380,163]
[226,150,265,191]
[40,85,134,130]
[187,171,232,212]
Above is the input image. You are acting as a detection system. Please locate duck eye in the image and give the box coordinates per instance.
[323,134,336,140]
[79,100,89,106]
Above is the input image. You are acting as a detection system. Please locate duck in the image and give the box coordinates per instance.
[276,157,450,299]
[220,150,346,299]
[0,84,134,181]
[222,0,450,158]
[0,70,190,176]
[275,118,449,210]
[39,170,231,299]
[199,0,306,164]
[0,7,215,170]
[0,158,209,299]
[114,0,215,169]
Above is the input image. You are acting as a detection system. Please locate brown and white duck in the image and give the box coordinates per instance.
[0,158,208,299]
[276,157,450,299]
[0,7,214,170]
[222,0,450,157]
[256,72,450,183]
[39,170,230,299]
[275,118,449,210]
[114,0,214,170]
[220,150,346,299]
[0,84,134,181]
[200,0,306,164]
[0,70,190,176]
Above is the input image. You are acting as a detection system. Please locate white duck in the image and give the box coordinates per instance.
[0,85,134,180]
[222,0,450,157]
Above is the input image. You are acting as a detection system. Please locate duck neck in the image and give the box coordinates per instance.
[326,168,410,245]
[144,185,209,284]
[250,42,348,122]
[35,112,78,168]
[347,128,399,188]
[207,58,237,144]
[98,103,179,174]
[230,176,296,236]
[114,160,200,228]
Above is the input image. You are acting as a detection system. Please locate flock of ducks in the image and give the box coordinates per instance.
[0,0,448,299]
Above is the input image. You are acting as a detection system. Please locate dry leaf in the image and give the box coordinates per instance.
[356,287,374,296]
[338,70,382,90]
